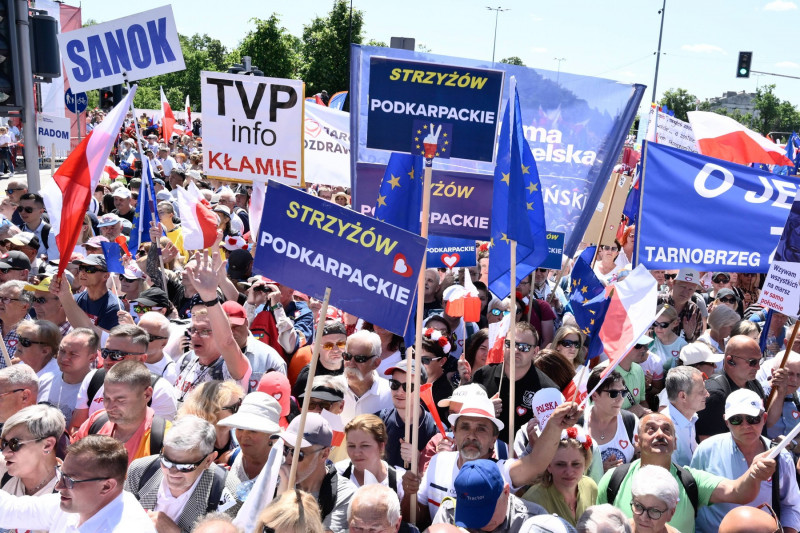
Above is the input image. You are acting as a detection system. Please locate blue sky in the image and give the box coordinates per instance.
[78,0,800,118]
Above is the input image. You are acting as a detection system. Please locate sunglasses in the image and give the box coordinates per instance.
[100,348,141,361]
[282,445,323,462]
[160,452,207,473]
[18,337,46,348]
[421,356,443,365]
[718,297,737,304]
[56,470,109,490]
[16,206,36,214]
[504,339,533,352]
[389,379,415,393]
[757,503,783,533]
[490,309,510,316]
[0,436,43,452]
[664,273,677,280]
[309,398,336,411]
[322,340,346,351]
[712,275,730,283]
[147,334,169,342]
[653,321,672,329]
[631,500,667,520]
[0,388,24,398]
[78,265,106,274]
[5,188,22,194]
[730,354,760,368]
[535,268,548,273]
[558,339,581,349]
[31,296,57,304]
[601,388,627,399]
[600,245,619,252]
[342,352,376,364]
[728,413,763,425]
[220,398,242,414]
[133,304,152,315]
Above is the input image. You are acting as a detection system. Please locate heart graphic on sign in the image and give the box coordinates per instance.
[304,118,322,137]
[633,388,640,397]
[517,406,527,416]
[441,254,460,268]
[392,253,413,277]
[793,411,799,420]
[619,440,629,449]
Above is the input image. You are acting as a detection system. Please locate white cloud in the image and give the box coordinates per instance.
[681,44,725,54]
[764,0,797,10]
[531,47,547,53]
[776,61,800,68]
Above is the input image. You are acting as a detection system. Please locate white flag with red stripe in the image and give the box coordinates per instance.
[160,86,176,142]
[688,111,794,166]
[103,159,123,181]
[42,87,136,273]
[185,94,192,131]
[177,182,218,250]
[320,408,345,447]
[486,313,510,364]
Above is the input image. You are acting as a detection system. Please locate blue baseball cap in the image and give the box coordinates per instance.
[454,459,504,528]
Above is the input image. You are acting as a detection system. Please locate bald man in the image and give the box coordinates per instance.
[718,506,780,533]
[348,484,403,533]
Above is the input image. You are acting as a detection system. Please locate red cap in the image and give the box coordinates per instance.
[221,300,247,326]
[257,372,290,417]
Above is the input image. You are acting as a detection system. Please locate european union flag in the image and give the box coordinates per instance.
[100,242,125,274]
[488,80,548,299]
[568,246,609,360]
[374,153,425,234]
[411,120,452,159]
[129,158,160,253]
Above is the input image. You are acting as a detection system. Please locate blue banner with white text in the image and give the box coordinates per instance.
[637,142,798,272]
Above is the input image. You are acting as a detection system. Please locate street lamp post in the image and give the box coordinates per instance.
[486,6,509,64]
[554,57,566,84]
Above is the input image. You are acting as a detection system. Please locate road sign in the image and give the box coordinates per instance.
[65,88,87,114]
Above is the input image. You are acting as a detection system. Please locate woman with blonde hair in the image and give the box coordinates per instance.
[698,304,740,354]
[178,379,244,458]
[256,489,324,533]
[551,325,586,369]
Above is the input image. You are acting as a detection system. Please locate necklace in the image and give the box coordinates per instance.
[25,472,53,495]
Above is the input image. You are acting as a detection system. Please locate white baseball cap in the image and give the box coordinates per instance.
[676,267,700,286]
[724,389,764,420]
[448,396,504,431]
[438,383,488,407]
[679,342,724,366]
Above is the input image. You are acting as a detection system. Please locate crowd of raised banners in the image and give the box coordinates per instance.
[2,4,800,533]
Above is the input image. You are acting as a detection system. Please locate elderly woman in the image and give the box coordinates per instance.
[650,304,687,374]
[0,404,63,508]
[698,304,740,354]
[629,465,680,533]
[487,297,508,325]
[551,325,586,370]
[178,380,245,458]
[13,319,61,382]
[523,426,597,526]
[256,489,324,533]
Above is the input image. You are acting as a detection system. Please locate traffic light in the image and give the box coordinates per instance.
[99,87,114,109]
[737,51,752,78]
[0,1,20,110]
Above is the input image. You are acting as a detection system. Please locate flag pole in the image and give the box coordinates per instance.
[403,345,414,470]
[766,321,800,410]
[288,286,331,488]
[0,331,13,367]
[507,239,517,459]
[409,152,434,525]
[591,173,621,269]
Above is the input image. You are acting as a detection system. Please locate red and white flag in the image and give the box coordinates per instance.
[104,159,123,181]
[177,182,218,250]
[160,86,176,142]
[42,87,137,274]
[185,94,192,131]
[486,313,511,364]
[320,408,345,447]
[688,111,794,166]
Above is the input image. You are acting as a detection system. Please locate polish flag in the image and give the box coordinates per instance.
[248,181,267,242]
[160,86,176,142]
[320,408,345,447]
[177,182,218,250]
[597,265,658,382]
[104,160,123,181]
[445,270,482,323]
[486,313,510,364]
[688,111,794,166]
[185,94,192,126]
[42,87,137,274]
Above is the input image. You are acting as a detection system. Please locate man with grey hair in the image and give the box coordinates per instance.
[663,365,708,467]
[0,279,32,366]
[341,329,392,425]
[348,484,403,533]
[0,364,38,431]
[125,415,241,533]
[306,374,346,415]
[576,504,632,533]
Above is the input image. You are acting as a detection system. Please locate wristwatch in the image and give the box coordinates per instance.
[270,302,283,312]
[201,296,220,307]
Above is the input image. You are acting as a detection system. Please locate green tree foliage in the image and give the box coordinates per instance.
[658,88,696,122]
[237,15,302,79]
[500,56,525,66]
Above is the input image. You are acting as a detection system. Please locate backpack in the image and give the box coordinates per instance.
[577,410,636,443]
[135,455,228,513]
[88,412,167,456]
[318,463,340,521]
[606,462,699,516]
[87,369,162,409]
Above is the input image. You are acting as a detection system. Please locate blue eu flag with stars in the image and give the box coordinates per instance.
[568,246,609,361]
[488,81,548,299]
[129,158,160,253]
[100,242,125,274]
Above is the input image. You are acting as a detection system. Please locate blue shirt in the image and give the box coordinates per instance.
[74,290,120,331]
[378,407,437,469]
[690,433,800,533]
[665,402,698,467]
[766,395,800,441]
[284,301,314,354]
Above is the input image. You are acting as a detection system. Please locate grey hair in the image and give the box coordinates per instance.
[191,511,243,533]
[165,415,216,456]
[0,364,38,394]
[2,404,65,440]
[666,366,702,402]
[577,504,632,533]
[708,304,741,330]
[631,465,680,510]
[312,374,346,395]
[157,200,175,214]
[346,329,381,358]
[347,484,401,527]
[0,280,32,304]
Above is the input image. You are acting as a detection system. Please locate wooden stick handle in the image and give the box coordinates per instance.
[765,320,800,411]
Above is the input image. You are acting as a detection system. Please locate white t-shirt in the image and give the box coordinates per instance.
[583,405,638,466]
[40,375,83,426]
[75,368,178,420]
[173,351,252,403]
[146,356,179,384]
[34,357,61,399]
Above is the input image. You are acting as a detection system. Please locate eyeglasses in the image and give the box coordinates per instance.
[16,206,36,214]
[718,297,737,304]
[0,388,24,398]
[631,500,667,520]
[322,340,346,351]
[601,388,627,399]
[558,339,581,349]
[309,398,335,411]
[18,337,46,348]
[728,413,763,425]
[55,470,110,490]
[0,436,43,452]
[78,265,105,274]
[5,188,22,194]
[31,296,57,304]
[389,379,415,393]
[0,296,22,303]
[490,309,510,316]
[712,275,730,283]
[342,352,376,364]
[100,348,142,361]
[600,245,619,252]
[504,339,533,352]
[653,321,672,329]
[664,273,677,280]
[757,503,783,533]
[147,334,169,342]
[535,268,548,273]
[421,356,443,365]
[282,445,323,462]
[221,398,242,414]
[729,353,760,368]
[187,327,213,338]
[159,452,208,473]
